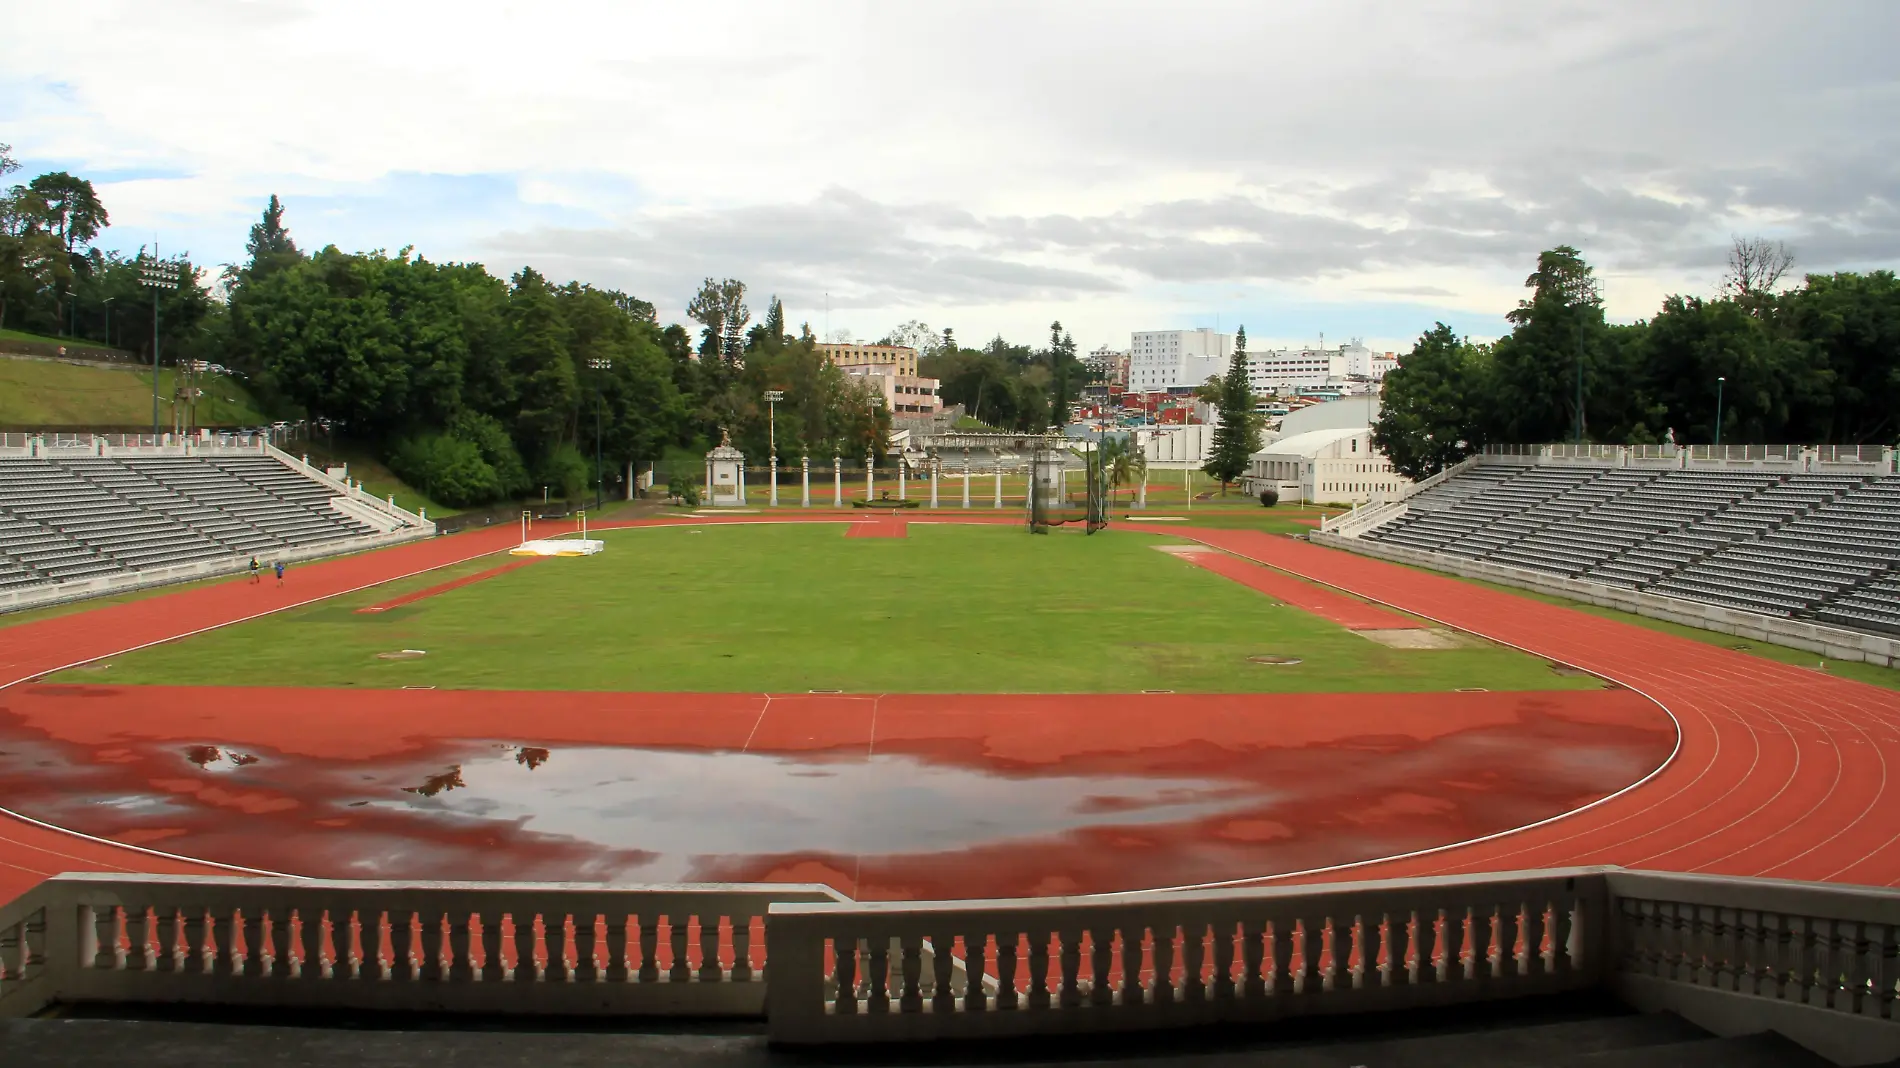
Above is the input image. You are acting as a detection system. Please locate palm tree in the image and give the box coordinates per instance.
[1099,435,1146,508]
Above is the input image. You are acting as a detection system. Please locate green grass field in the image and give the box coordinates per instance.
[0,355,268,427]
[71,524,1602,694]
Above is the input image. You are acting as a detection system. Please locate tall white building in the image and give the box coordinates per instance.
[1128,329,1231,392]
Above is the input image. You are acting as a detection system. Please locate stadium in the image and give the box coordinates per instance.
[2,430,1897,1061]
[5,7,1900,1058]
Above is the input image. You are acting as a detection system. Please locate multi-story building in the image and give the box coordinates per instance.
[1127,329,1231,393]
[817,342,920,377]
[1244,427,1409,505]
[840,362,942,415]
[1083,345,1130,388]
[1245,343,1399,396]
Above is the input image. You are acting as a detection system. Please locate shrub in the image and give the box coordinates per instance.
[389,434,501,507]
[537,443,589,502]
[666,468,697,505]
[447,412,530,497]
[1258,487,1279,507]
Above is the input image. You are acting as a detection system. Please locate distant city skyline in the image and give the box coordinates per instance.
[6,1,1895,353]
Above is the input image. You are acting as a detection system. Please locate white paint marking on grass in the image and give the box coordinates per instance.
[1124,516,1189,522]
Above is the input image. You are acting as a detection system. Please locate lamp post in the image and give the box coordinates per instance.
[764,389,783,506]
[102,296,113,349]
[139,256,181,435]
[588,357,612,509]
[1714,376,1726,447]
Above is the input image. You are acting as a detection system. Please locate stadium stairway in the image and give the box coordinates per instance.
[0,995,1860,1068]
[1361,465,1900,640]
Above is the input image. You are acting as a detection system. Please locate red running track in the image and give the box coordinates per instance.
[2,514,1896,902]
[355,557,542,613]
[1176,548,1422,630]
[1169,528,1900,889]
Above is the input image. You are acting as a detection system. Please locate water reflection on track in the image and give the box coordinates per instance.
[0,686,1673,900]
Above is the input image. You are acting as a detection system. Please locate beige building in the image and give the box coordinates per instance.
[818,343,920,377]
[841,363,942,415]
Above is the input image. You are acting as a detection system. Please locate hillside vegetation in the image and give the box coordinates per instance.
[0,355,269,428]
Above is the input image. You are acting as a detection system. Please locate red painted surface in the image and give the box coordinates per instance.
[355,557,542,613]
[1164,528,1900,888]
[845,516,909,538]
[0,684,1665,901]
[1176,549,1422,630]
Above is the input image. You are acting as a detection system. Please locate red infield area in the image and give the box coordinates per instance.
[845,515,909,538]
[0,514,1896,907]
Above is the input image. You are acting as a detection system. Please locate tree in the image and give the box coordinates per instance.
[243,194,302,281]
[1099,434,1146,507]
[1491,245,1607,443]
[685,277,749,365]
[0,143,16,178]
[1721,236,1794,309]
[26,172,107,255]
[1047,321,1076,427]
[1372,323,1491,479]
[1202,325,1258,493]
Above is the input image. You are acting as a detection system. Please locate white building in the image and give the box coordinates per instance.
[1268,396,1381,442]
[1245,343,1399,396]
[1244,426,1409,505]
[1128,329,1231,392]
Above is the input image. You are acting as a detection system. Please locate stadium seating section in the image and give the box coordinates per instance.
[1362,465,1900,637]
[0,455,383,594]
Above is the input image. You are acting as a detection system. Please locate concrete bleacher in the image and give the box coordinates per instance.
[1361,457,1900,639]
[0,448,423,605]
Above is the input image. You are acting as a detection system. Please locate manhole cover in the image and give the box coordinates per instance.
[1248,654,1303,665]
[1729,643,1752,651]
[376,649,427,660]
[1455,687,1490,693]
[808,689,843,694]
[1141,689,1175,694]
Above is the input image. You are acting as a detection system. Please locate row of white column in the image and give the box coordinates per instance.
[763,457,1011,508]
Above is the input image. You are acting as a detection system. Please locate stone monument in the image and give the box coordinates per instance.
[704,429,746,506]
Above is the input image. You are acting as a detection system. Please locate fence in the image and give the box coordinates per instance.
[1466,444,1897,474]
[9,868,1889,1062]
[0,874,844,1020]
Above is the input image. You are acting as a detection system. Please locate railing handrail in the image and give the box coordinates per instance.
[6,865,1898,1062]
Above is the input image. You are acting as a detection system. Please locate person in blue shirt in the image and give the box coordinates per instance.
[274,561,286,587]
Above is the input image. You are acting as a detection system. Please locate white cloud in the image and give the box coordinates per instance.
[4,0,1895,350]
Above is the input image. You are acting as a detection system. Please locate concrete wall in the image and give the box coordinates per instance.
[1312,530,1899,669]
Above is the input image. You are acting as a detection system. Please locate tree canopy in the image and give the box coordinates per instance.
[1375,244,1900,477]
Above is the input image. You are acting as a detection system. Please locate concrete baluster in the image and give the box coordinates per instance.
[449,912,475,982]
[994,932,1019,1010]
[801,456,810,508]
[572,913,599,983]
[1059,927,1083,1008]
[698,915,722,983]
[963,933,989,1012]
[896,935,923,1013]
[1151,925,1176,1005]
[929,933,957,1013]
[668,916,691,984]
[1090,929,1117,1006]
[834,937,859,1015]
[833,457,842,507]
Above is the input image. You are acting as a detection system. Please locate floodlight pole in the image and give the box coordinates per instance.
[765,390,783,506]
[140,253,180,436]
[588,357,612,509]
[1714,376,1726,447]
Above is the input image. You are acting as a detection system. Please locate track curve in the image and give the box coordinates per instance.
[1173,528,1900,888]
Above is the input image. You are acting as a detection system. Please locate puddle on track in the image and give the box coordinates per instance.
[0,685,1675,900]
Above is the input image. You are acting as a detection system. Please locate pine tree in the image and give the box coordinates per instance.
[244,195,301,280]
[1203,326,1258,494]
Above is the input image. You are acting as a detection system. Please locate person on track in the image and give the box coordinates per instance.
[274,560,286,587]
[249,557,260,584]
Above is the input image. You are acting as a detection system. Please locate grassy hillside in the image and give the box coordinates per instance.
[299,439,460,517]
[0,355,269,428]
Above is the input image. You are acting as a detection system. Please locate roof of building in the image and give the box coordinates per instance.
[1251,426,1367,458]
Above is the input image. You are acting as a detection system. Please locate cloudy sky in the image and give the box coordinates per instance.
[5,0,1896,352]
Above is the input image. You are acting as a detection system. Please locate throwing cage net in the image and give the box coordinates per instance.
[1027,439,1108,534]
